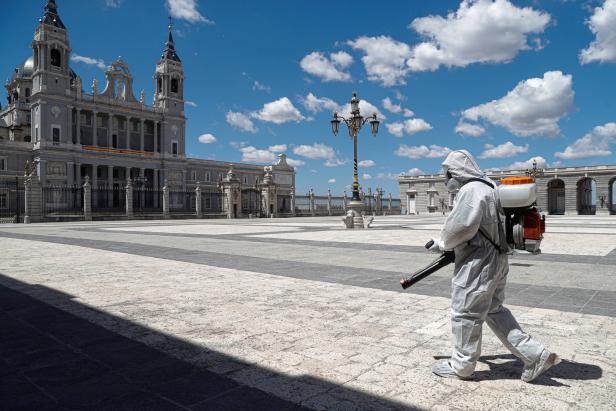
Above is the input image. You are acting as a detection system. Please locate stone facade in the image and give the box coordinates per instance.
[0,1,295,215]
[399,165,616,216]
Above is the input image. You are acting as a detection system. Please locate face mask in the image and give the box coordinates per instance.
[446,177,461,191]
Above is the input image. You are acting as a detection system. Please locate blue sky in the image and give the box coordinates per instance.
[2,0,616,195]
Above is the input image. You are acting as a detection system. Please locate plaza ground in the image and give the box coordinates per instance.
[1,215,615,410]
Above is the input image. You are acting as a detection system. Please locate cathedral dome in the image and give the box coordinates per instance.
[12,56,34,80]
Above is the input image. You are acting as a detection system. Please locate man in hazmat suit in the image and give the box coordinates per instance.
[430,150,559,382]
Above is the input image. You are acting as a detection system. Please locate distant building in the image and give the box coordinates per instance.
[0,0,295,216]
[399,165,616,216]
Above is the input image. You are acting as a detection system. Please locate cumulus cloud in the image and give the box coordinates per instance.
[328,178,337,184]
[555,122,616,160]
[226,111,258,133]
[358,160,376,168]
[105,0,122,7]
[252,97,304,124]
[324,158,348,167]
[185,101,198,107]
[407,0,550,72]
[166,0,214,24]
[362,173,372,180]
[347,36,412,86]
[268,144,287,153]
[377,172,403,180]
[71,54,106,70]
[239,146,277,163]
[299,93,385,120]
[386,118,432,137]
[405,167,425,176]
[580,0,616,64]
[300,51,353,82]
[286,158,305,167]
[252,80,271,93]
[395,144,451,159]
[501,156,547,171]
[292,143,336,160]
[197,133,217,144]
[382,97,414,117]
[455,120,486,137]
[459,71,573,137]
[479,141,529,159]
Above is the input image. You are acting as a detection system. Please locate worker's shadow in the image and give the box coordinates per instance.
[433,354,602,386]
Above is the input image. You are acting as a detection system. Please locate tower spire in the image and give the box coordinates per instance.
[41,0,66,29]
[161,18,181,62]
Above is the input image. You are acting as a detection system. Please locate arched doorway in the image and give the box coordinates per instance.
[547,179,565,215]
[577,177,596,215]
[610,177,616,215]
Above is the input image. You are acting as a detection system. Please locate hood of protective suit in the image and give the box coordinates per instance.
[442,150,486,184]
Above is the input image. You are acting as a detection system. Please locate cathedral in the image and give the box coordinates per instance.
[0,0,295,218]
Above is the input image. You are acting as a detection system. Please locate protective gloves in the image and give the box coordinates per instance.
[428,238,445,253]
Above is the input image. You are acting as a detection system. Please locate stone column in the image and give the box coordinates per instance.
[92,111,98,146]
[38,159,47,185]
[309,189,315,217]
[83,176,92,221]
[126,117,132,150]
[24,177,31,224]
[75,108,81,145]
[343,191,348,210]
[67,161,74,186]
[25,174,43,223]
[107,166,114,208]
[153,169,160,208]
[327,189,332,216]
[140,119,145,152]
[125,178,134,219]
[76,163,81,186]
[388,193,393,213]
[195,182,203,218]
[139,168,146,209]
[67,105,73,144]
[290,188,296,217]
[153,121,158,153]
[163,179,170,219]
[107,114,113,148]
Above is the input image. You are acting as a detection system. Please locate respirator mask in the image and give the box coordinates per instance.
[445,171,461,191]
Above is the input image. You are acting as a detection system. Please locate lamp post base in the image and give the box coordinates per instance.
[342,200,373,229]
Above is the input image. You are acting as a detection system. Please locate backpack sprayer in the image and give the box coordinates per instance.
[400,176,545,290]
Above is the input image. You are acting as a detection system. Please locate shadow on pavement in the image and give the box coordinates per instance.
[434,353,602,386]
[0,273,422,411]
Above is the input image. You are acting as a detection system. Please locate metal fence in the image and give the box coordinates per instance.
[0,178,25,223]
[42,185,82,217]
[242,188,261,216]
[92,185,125,213]
[201,189,223,213]
[133,187,162,213]
[314,196,329,216]
[294,195,311,215]
[169,190,195,213]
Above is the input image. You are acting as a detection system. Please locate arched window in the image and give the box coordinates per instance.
[50,49,61,67]
[171,78,178,93]
[157,78,162,93]
[25,88,31,98]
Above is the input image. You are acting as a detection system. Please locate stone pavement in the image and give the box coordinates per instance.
[0,215,615,410]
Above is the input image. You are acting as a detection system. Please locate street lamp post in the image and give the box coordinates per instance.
[525,159,545,179]
[331,92,380,226]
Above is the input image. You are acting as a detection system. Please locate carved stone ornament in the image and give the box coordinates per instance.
[47,161,67,177]
[51,105,61,119]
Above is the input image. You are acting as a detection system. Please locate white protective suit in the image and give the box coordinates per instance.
[439,150,545,377]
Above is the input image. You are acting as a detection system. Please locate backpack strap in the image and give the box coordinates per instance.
[464,178,509,254]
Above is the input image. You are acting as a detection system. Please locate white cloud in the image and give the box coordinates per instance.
[580,0,616,64]
[405,168,425,176]
[347,36,412,86]
[71,54,106,70]
[387,118,432,137]
[455,120,486,137]
[286,158,305,167]
[362,173,372,180]
[105,0,122,7]
[501,156,547,171]
[382,97,414,117]
[252,80,271,93]
[479,141,529,159]
[328,178,337,184]
[166,0,214,24]
[292,143,336,160]
[300,51,353,82]
[555,122,616,160]
[252,97,304,124]
[324,158,347,167]
[459,71,573,137]
[185,101,198,107]
[395,144,451,159]
[268,144,287,153]
[239,146,277,163]
[197,133,217,144]
[226,111,258,133]
[407,0,550,72]
[358,159,376,168]
[300,93,340,114]
[377,172,403,180]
